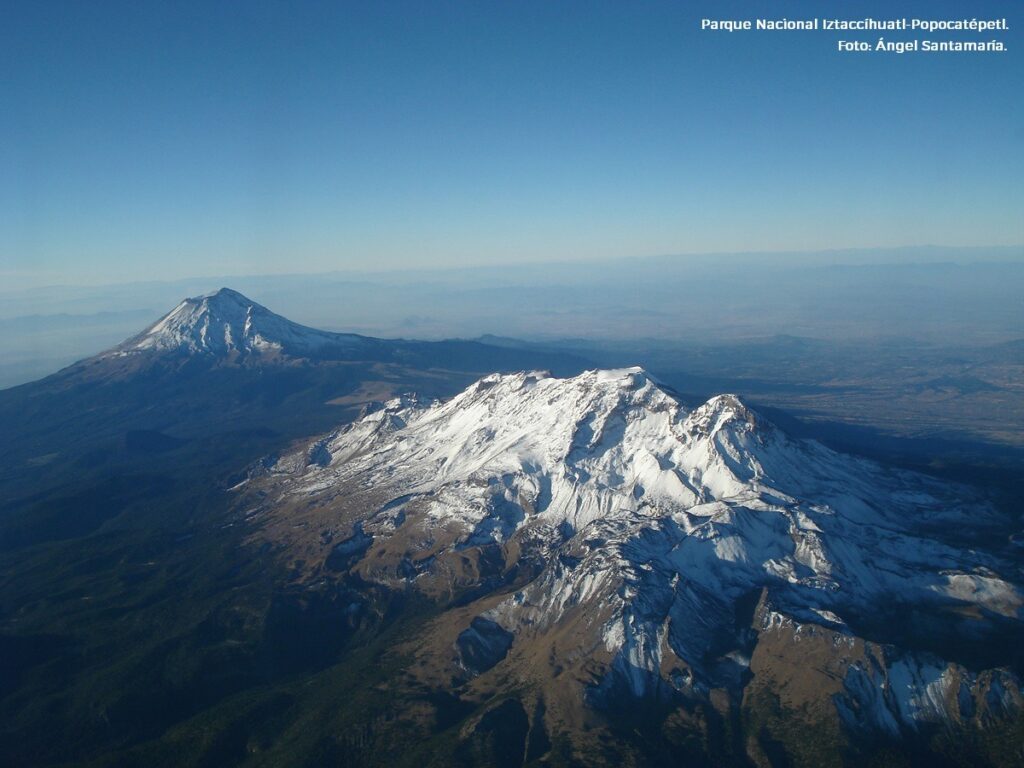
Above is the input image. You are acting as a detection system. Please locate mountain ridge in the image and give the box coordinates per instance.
[239,367,1023,754]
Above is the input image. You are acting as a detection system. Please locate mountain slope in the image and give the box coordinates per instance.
[239,367,1024,764]
[0,293,594,767]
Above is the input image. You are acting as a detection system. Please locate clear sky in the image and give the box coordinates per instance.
[2,0,1022,286]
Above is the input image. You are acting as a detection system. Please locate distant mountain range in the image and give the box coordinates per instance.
[0,291,1020,767]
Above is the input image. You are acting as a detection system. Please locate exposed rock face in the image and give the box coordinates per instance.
[456,617,515,675]
[239,367,1024,754]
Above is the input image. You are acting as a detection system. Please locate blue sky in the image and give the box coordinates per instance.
[2,0,1022,286]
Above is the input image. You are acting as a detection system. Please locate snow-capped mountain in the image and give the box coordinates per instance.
[243,367,1023,740]
[85,287,586,376]
[0,287,588,500]
[109,287,367,358]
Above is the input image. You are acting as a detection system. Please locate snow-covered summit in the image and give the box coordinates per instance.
[295,367,872,525]
[308,367,767,517]
[111,287,364,357]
